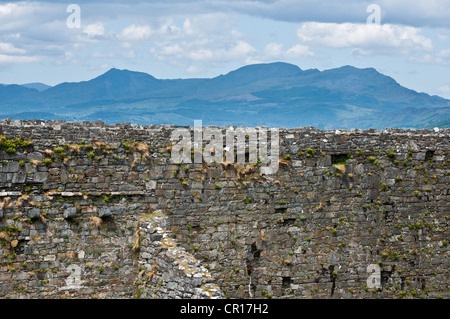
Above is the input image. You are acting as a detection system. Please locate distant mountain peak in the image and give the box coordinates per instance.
[226,62,303,77]
[332,65,377,73]
[1,62,448,129]
[209,62,304,90]
[102,67,120,74]
[20,82,52,92]
[97,67,156,79]
[338,65,358,70]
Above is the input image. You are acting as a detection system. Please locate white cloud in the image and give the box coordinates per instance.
[120,24,153,42]
[0,54,40,64]
[152,39,257,65]
[186,65,205,74]
[285,44,314,58]
[226,41,257,60]
[296,22,433,55]
[83,23,105,38]
[409,49,450,65]
[436,48,450,58]
[262,42,314,60]
[147,15,259,67]
[157,43,183,56]
[182,18,194,36]
[0,42,26,54]
[156,19,182,38]
[0,39,40,66]
[264,43,284,58]
[0,3,15,15]
[4,33,21,40]
[0,2,63,33]
[149,14,237,41]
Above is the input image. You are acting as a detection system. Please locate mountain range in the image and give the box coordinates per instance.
[1,62,449,129]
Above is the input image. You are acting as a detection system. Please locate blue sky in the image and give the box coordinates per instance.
[1,0,450,98]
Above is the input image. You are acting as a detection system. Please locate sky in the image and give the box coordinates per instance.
[0,0,450,98]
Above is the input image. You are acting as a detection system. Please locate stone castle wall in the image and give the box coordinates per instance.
[0,119,448,299]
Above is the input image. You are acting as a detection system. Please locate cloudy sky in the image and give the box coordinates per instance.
[1,0,450,98]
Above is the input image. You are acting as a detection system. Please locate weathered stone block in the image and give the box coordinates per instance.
[64,207,77,219]
[99,207,112,218]
[145,180,157,190]
[12,172,26,184]
[151,234,162,241]
[28,208,41,220]
[416,152,426,160]
[5,162,19,173]
[27,152,43,161]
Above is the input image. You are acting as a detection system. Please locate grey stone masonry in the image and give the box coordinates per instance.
[0,119,448,299]
[136,213,223,299]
